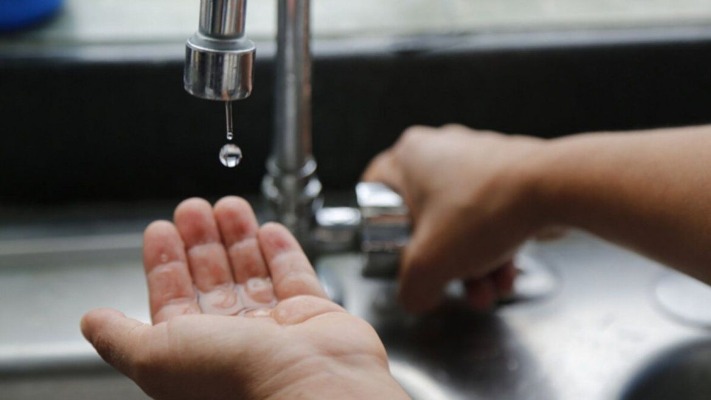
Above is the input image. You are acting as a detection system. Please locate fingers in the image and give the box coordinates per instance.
[396,209,457,313]
[80,308,150,379]
[492,261,517,299]
[257,222,328,300]
[363,124,494,187]
[174,198,234,291]
[361,126,434,191]
[464,278,497,311]
[143,221,200,323]
[399,228,518,313]
[397,258,448,314]
[214,197,269,283]
[465,262,517,311]
[153,196,328,317]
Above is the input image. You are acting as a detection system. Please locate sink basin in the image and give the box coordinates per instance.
[1,369,146,400]
[0,231,152,399]
[315,231,711,400]
[621,340,711,400]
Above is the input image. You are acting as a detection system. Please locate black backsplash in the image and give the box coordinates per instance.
[3,32,711,204]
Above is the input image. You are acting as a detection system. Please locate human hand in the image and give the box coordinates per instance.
[363,125,547,313]
[81,197,409,400]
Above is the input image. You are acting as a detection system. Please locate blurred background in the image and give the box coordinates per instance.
[2,0,711,207]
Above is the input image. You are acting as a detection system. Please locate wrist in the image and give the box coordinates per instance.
[498,136,557,235]
[263,357,410,400]
[526,132,611,230]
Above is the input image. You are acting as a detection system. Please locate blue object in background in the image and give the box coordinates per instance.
[0,0,63,32]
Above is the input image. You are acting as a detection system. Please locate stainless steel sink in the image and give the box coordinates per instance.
[1,369,147,400]
[1,205,710,399]
[314,233,711,399]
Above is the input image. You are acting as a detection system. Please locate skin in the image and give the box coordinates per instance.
[363,124,711,312]
[81,197,409,400]
[363,125,542,312]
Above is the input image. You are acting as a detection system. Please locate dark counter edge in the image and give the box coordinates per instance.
[2,25,711,205]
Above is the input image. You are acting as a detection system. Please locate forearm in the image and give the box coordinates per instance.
[534,125,711,282]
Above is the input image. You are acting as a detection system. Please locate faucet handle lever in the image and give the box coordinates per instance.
[313,183,411,278]
[356,182,411,278]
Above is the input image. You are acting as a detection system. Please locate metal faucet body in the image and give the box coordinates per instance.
[263,0,322,240]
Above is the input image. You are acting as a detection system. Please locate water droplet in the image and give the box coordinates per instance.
[226,131,234,141]
[219,144,243,168]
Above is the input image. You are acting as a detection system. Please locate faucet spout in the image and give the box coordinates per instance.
[184,0,255,101]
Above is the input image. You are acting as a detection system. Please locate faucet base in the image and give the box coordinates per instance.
[261,157,322,242]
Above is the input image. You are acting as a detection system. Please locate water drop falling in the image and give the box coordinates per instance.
[225,101,234,141]
[220,102,242,167]
[219,144,243,168]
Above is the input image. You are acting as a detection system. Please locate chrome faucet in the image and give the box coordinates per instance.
[184,1,403,277]
[184,0,321,241]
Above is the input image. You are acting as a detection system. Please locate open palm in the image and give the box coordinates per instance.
[81,197,406,400]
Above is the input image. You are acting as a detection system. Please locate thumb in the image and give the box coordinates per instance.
[81,308,150,378]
